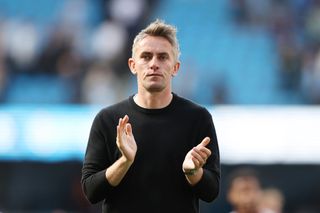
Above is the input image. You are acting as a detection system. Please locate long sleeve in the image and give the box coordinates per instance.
[191,109,220,202]
[81,111,116,204]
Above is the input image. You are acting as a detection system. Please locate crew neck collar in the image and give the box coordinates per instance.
[129,93,177,114]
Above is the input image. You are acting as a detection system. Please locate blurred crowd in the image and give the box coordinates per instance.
[225,166,320,213]
[1,0,320,105]
[227,167,285,213]
[230,0,320,104]
[0,0,157,104]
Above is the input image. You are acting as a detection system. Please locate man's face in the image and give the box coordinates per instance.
[228,177,262,212]
[129,36,180,93]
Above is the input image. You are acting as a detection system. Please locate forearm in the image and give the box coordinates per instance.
[106,155,133,186]
[82,156,133,203]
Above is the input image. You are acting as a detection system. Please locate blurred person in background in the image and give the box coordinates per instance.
[0,21,8,102]
[259,187,285,213]
[301,48,320,104]
[36,24,73,74]
[81,19,220,212]
[227,168,276,213]
[81,63,120,106]
[4,19,39,74]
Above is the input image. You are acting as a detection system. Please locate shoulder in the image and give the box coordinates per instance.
[101,98,129,113]
[94,97,130,123]
[174,93,211,117]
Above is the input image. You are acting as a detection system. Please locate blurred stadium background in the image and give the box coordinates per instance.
[0,0,320,212]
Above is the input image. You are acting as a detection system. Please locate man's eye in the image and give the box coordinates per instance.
[142,55,151,60]
[159,55,168,60]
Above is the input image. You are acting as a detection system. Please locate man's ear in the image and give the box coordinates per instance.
[128,58,137,75]
[172,61,180,77]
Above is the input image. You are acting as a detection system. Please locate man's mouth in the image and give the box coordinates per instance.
[147,73,163,77]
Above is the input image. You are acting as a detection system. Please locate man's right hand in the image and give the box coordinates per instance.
[105,115,137,186]
[116,115,137,163]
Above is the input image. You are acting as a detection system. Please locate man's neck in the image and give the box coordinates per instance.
[134,91,173,109]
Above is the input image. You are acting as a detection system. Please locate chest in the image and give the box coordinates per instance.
[130,115,199,165]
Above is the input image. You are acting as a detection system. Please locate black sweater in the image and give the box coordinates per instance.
[81,93,220,213]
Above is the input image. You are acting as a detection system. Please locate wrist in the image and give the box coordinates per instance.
[183,168,198,176]
[119,155,134,166]
[184,168,203,186]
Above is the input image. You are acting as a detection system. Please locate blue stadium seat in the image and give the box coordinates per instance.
[152,0,300,104]
[6,74,74,103]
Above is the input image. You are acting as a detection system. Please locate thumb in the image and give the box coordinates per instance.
[125,123,132,136]
[198,137,210,147]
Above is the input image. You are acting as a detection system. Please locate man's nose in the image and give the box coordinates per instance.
[149,57,159,70]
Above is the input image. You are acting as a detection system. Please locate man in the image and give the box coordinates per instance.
[81,19,220,213]
[227,168,275,213]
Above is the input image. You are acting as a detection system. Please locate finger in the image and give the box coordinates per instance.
[191,149,206,165]
[116,125,121,146]
[119,115,127,129]
[122,115,129,126]
[193,147,209,160]
[197,137,210,148]
[192,156,201,168]
[118,118,125,132]
[198,147,212,157]
[119,117,124,128]
[117,121,120,136]
[125,123,132,136]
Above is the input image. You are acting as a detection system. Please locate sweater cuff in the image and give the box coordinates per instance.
[191,169,219,202]
[192,169,211,191]
[95,169,116,195]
